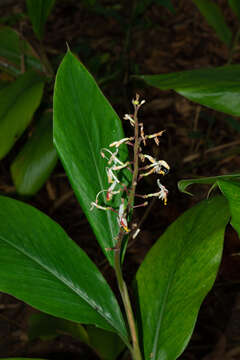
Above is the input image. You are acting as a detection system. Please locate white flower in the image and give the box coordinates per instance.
[117,201,130,232]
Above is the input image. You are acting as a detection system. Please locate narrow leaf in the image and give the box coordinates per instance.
[0,70,44,159]
[0,27,43,75]
[192,0,232,46]
[0,196,129,344]
[228,0,240,21]
[53,50,131,266]
[136,196,230,360]
[178,173,240,195]
[10,112,58,196]
[140,65,240,116]
[217,179,240,237]
[26,0,56,40]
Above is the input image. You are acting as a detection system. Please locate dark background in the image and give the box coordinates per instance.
[1,0,240,359]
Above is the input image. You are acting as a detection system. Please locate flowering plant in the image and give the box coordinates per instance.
[0,51,231,360]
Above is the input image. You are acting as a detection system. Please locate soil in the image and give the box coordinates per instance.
[1,0,240,359]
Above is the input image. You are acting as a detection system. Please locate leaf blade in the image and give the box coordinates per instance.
[10,112,58,196]
[53,50,131,266]
[26,0,56,40]
[140,65,240,116]
[0,196,128,343]
[217,179,240,237]
[192,0,232,46]
[178,173,240,195]
[136,196,230,360]
[0,27,43,75]
[0,70,44,159]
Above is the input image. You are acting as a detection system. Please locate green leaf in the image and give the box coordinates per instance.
[139,65,240,116]
[135,195,230,360]
[26,0,56,40]
[0,70,44,159]
[0,27,43,75]
[192,0,232,46]
[10,112,58,196]
[28,312,125,360]
[217,179,240,237]
[86,325,125,360]
[178,173,240,195]
[53,50,131,266]
[0,195,129,344]
[228,0,240,21]
[28,312,89,343]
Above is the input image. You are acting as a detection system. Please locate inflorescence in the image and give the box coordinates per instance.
[90,95,170,241]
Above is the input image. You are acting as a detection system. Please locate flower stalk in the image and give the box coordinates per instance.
[90,94,170,360]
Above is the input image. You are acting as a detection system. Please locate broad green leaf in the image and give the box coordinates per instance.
[192,0,232,46]
[28,312,125,360]
[140,65,240,116]
[28,312,89,343]
[0,27,43,75]
[0,196,129,345]
[228,0,240,21]
[86,325,125,360]
[0,70,44,159]
[53,50,131,266]
[26,0,56,40]
[10,112,58,196]
[178,173,240,195]
[217,179,240,237]
[136,195,230,360]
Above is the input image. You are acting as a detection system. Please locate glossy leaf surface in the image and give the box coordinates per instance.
[0,27,43,75]
[136,196,230,360]
[0,70,44,159]
[192,0,232,46]
[11,112,58,196]
[140,65,240,116]
[178,173,240,195]
[53,50,131,266]
[0,196,128,343]
[26,0,56,39]
[228,0,240,21]
[217,179,240,237]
